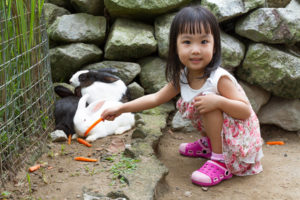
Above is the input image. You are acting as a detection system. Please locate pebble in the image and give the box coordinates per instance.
[184,191,192,197]
[201,187,208,191]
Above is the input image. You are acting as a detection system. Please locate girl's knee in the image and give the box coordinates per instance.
[203,109,223,119]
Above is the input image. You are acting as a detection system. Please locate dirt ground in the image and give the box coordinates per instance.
[1,125,300,200]
[1,130,134,200]
[156,125,300,200]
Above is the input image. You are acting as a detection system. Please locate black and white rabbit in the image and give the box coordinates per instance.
[74,94,135,142]
[54,85,81,138]
[69,69,129,104]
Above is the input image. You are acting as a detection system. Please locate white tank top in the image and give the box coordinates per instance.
[179,67,238,102]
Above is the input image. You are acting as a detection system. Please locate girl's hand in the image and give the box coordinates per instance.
[101,105,122,121]
[193,94,220,114]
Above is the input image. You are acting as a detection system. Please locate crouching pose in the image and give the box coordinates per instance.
[101,6,263,187]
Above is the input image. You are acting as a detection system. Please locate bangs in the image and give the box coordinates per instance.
[177,15,211,35]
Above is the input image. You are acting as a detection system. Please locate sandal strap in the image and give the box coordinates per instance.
[185,139,211,155]
[198,160,231,182]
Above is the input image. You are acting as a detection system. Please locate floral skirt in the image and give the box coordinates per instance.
[176,97,263,176]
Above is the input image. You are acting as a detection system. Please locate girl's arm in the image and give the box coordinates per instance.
[194,76,251,120]
[217,76,251,119]
[101,82,180,120]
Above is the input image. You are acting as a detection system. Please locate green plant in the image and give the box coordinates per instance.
[26,173,32,194]
[60,144,65,155]
[1,191,11,198]
[110,154,140,185]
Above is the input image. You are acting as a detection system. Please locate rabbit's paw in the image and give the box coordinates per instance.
[86,135,97,142]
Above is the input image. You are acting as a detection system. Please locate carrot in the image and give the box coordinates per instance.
[77,138,92,147]
[68,134,72,145]
[29,164,41,172]
[266,141,285,145]
[84,117,103,137]
[74,157,97,162]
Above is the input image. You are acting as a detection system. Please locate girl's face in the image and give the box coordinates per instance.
[176,27,214,76]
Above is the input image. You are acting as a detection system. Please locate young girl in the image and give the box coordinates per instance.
[101,6,263,187]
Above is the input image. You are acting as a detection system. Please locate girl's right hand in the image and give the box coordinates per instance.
[101,105,122,121]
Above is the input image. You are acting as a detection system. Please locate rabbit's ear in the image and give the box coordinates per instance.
[54,86,74,97]
[94,72,120,83]
[74,86,82,97]
[90,100,105,112]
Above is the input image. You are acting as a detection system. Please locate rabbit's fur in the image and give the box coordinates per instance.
[74,94,135,142]
[69,69,129,104]
[54,85,81,137]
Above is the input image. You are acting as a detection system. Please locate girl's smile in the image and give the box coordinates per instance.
[176,29,215,77]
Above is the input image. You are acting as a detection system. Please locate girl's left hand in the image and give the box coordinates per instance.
[193,94,220,114]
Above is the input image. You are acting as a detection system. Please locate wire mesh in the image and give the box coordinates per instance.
[0,1,55,186]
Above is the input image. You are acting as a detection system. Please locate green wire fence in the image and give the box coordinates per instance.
[0,0,55,186]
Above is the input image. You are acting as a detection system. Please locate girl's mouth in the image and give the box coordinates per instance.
[190,58,202,63]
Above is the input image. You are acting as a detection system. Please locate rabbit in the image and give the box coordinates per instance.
[73,94,135,142]
[69,68,129,104]
[54,85,81,138]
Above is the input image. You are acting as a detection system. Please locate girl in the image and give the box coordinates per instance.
[101,6,263,187]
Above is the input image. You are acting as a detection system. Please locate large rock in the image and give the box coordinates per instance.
[266,0,291,7]
[235,8,300,44]
[201,0,264,22]
[220,31,245,71]
[127,82,144,100]
[139,57,168,94]
[70,0,104,16]
[104,0,191,20]
[84,61,141,85]
[50,43,102,82]
[171,111,197,132]
[239,81,271,114]
[286,0,300,9]
[44,3,70,27]
[154,12,176,58]
[104,18,157,60]
[237,43,300,99]
[48,13,106,45]
[258,97,300,131]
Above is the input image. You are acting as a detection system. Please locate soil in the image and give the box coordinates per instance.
[156,125,300,200]
[1,130,134,200]
[2,125,300,200]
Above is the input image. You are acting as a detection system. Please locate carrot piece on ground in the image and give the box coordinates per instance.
[29,164,41,172]
[77,138,92,147]
[266,141,285,145]
[84,117,103,137]
[74,157,97,162]
[68,134,72,145]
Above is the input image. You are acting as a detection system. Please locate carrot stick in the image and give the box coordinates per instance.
[29,164,41,172]
[74,157,97,162]
[84,117,103,137]
[68,134,71,145]
[77,138,92,147]
[266,141,285,145]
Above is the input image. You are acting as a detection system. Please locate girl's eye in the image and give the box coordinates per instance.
[201,40,208,44]
[183,40,191,44]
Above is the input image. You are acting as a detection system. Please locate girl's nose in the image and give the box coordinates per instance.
[191,45,201,54]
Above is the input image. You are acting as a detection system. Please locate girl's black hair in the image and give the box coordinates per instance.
[166,6,221,89]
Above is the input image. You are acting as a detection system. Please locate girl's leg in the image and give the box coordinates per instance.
[191,109,232,187]
[202,109,223,154]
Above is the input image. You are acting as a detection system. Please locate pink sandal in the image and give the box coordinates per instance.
[191,160,232,186]
[179,137,212,159]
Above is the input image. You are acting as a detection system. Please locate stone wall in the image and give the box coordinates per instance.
[45,0,300,132]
